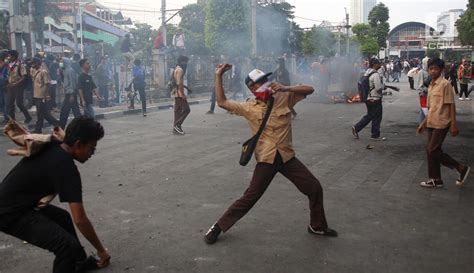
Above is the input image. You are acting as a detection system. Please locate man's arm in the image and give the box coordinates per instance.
[215,64,233,111]
[270,83,314,96]
[69,202,110,268]
[176,70,186,98]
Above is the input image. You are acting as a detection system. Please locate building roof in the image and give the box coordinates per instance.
[389,21,435,37]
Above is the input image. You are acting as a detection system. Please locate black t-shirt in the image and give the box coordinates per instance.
[78,73,97,105]
[0,143,82,215]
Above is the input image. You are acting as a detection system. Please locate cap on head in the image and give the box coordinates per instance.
[32,57,42,65]
[245,69,272,88]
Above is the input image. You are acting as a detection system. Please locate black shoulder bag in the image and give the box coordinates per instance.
[239,97,274,166]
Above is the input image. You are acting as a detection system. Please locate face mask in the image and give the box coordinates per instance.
[59,63,64,69]
[253,81,272,102]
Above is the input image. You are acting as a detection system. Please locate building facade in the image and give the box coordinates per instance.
[350,0,376,25]
[437,9,464,41]
[387,22,435,59]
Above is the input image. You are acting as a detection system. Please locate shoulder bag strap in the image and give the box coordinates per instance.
[254,96,275,138]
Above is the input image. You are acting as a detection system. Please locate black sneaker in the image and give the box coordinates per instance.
[204,223,222,244]
[173,126,185,135]
[420,178,444,188]
[307,225,338,237]
[456,166,470,187]
[75,255,99,273]
[351,126,359,139]
[206,110,214,114]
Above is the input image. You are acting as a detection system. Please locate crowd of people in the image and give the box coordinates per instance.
[0,46,472,273]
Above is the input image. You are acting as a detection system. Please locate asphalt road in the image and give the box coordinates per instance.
[0,78,473,273]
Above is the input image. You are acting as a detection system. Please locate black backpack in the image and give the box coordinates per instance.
[358,71,377,102]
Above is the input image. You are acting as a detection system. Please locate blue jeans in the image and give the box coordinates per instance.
[83,103,95,119]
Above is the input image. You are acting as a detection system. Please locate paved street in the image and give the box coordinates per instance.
[1,79,473,273]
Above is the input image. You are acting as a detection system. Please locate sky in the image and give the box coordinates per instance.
[98,0,468,30]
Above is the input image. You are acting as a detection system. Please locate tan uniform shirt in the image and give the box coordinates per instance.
[427,77,455,129]
[171,66,184,98]
[31,68,51,99]
[223,92,305,164]
[8,62,27,86]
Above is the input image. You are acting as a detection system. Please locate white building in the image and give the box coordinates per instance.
[350,0,377,25]
[437,9,464,41]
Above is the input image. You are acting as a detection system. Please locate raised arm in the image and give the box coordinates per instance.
[215,64,233,111]
[270,82,314,96]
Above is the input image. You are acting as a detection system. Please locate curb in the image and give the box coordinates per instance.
[95,99,209,120]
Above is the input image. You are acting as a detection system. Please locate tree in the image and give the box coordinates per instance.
[351,23,379,57]
[301,26,336,57]
[456,0,474,47]
[179,2,209,55]
[204,0,251,57]
[368,3,390,49]
[256,2,295,55]
[129,23,158,60]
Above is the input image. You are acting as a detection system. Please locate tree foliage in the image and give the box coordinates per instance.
[301,26,336,57]
[179,3,209,55]
[456,0,474,47]
[129,23,158,58]
[204,0,251,57]
[256,2,295,55]
[351,23,379,57]
[368,3,390,49]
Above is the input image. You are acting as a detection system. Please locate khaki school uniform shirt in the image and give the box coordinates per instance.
[31,68,51,99]
[8,62,27,85]
[222,92,305,164]
[171,66,184,98]
[427,77,455,129]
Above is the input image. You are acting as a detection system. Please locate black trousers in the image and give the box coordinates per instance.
[354,100,383,138]
[49,84,57,108]
[460,83,469,98]
[0,205,87,273]
[33,98,59,133]
[130,84,146,113]
[59,93,81,129]
[217,153,328,232]
[450,79,459,94]
[408,76,414,89]
[6,86,32,121]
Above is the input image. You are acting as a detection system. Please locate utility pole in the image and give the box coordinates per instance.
[72,0,79,53]
[161,0,167,46]
[8,0,23,55]
[251,0,257,56]
[28,0,36,57]
[345,8,350,56]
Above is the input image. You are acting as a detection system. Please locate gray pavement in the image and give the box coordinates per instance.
[0,78,473,273]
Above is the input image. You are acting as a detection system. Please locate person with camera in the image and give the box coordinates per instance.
[204,64,337,244]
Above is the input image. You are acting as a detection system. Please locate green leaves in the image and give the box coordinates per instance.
[301,27,336,57]
[456,1,474,47]
[352,3,390,56]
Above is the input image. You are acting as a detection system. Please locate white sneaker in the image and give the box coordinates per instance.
[370,136,387,141]
[465,97,472,101]
[459,97,465,101]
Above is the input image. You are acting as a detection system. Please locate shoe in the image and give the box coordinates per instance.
[206,110,214,114]
[307,225,338,237]
[351,126,359,139]
[173,126,184,135]
[456,166,470,187]
[75,255,100,272]
[459,97,464,101]
[204,223,222,244]
[420,178,444,188]
[465,97,472,101]
[143,112,147,117]
[370,136,386,141]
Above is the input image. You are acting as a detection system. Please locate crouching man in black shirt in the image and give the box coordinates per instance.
[0,116,110,273]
